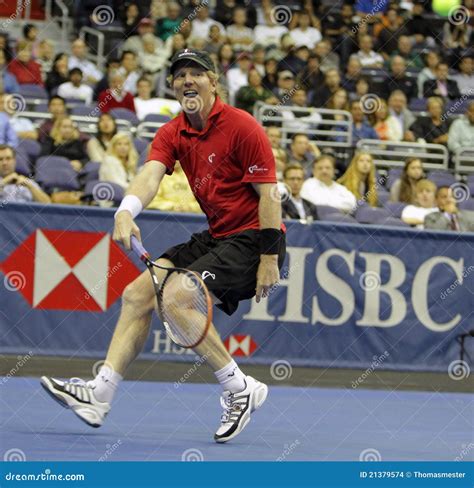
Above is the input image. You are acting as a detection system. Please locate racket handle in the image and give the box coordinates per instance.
[130,235,151,262]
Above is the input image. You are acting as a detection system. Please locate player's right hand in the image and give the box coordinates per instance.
[113,211,141,250]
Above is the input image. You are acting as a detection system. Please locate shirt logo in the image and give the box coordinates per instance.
[207,153,215,164]
[248,165,268,174]
[201,270,216,281]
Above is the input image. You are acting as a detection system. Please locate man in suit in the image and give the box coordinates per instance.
[423,62,461,101]
[281,164,318,222]
[424,186,474,232]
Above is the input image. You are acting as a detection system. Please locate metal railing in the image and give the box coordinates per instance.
[79,26,106,71]
[44,0,71,46]
[136,122,167,140]
[356,139,449,170]
[253,102,353,149]
[454,147,474,174]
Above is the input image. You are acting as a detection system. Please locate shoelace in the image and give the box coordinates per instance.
[219,393,247,423]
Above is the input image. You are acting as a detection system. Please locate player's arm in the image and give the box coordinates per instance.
[252,182,282,303]
[113,160,167,249]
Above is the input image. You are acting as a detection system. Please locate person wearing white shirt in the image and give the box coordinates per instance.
[118,51,141,96]
[254,9,288,48]
[355,35,384,68]
[226,52,252,105]
[226,7,254,51]
[134,77,182,121]
[401,179,438,228]
[68,38,103,84]
[301,154,357,213]
[57,68,93,105]
[290,10,322,49]
[451,56,474,96]
[191,5,225,41]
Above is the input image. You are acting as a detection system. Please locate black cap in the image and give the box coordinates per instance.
[170,49,215,75]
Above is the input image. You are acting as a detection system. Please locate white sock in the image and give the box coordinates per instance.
[89,365,123,404]
[214,360,246,393]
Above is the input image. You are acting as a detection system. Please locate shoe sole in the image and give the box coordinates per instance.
[215,382,268,444]
[40,377,101,428]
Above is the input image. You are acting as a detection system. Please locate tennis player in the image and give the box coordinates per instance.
[41,49,286,443]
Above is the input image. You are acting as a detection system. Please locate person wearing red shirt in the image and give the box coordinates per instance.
[42,49,286,444]
[97,70,136,114]
[7,40,43,86]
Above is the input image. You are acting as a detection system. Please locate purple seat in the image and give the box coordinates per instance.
[459,199,474,211]
[355,206,391,224]
[427,171,456,188]
[17,139,41,161]
[381,217,410,227]
[315,205,342,218]
[71,105,98,116]
[377,190,390,206]
[110,108,140,126]
[14,149,31,176]
[387,168,403,190]
[384,201,407,218]
[35,156,80,191]
[446,98,471,115]
[134,138,150,167]
[319,213,358,224]
[82,180,124,205]
[18,84,48,100]
[143,113,172,123]
[79,161,100,183]
[409,98,427,112]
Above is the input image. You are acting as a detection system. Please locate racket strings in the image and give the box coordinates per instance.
[160,271,210,348]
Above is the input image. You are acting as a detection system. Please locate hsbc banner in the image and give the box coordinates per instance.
[1,203,473,372]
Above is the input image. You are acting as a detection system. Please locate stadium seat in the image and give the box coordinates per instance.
[315,205,342,219]
[35,102,49,113]
[380,217,410,227]
[427,171,456,188]
[82,179,124,205]
[14,149,31,176]
[446,98,471,115]
[377,190,390,206]
[384,201,407,218]
[459,199,474,211]
[35,156,80,191]
[144,113,172,123]
[110,108,140,126]
[355,206,391,224]
[18,84,48,100]
[78,161,100,184]
[17,139,41,161]
[466,175,474,196]
[318,213,357,224]
[71,105,99,116]
[65,98,86,106]
[408,98,427,112]
[134,138,150,166]
[386,168,403,189]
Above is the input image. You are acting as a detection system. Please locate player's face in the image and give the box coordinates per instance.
[284,169,305,196]
[173,64,216,112]
[0,149,15,177]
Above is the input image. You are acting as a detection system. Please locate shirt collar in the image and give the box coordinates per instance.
[179,96,224,136]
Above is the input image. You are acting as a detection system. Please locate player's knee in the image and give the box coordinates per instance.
[122,276,154,310]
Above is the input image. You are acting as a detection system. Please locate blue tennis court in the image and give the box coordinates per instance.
[2,377,472,462]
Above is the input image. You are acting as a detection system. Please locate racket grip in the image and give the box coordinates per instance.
[130,235,151,261]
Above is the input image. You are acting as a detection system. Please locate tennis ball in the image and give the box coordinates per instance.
[432,0,461,17]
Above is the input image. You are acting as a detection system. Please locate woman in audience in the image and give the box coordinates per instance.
[371,98,402,141]
[41,116,88,171]
[401,179,438,228]
[217,43,235,76]
[262,56,279,92]
[417,51,440,98]
[326,88,349,117]
[87,114,117,163]
[46,53,69,96]
[410,96,451,145]
[338,151,378,207]
[390,157,424,203]
[99,132,138,189]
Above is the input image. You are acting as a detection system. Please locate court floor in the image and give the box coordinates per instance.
[1,377,472,461]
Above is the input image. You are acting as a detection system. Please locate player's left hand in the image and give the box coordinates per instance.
[255,255,279,303]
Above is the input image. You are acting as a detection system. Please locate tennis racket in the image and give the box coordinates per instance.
[130,235,212,349]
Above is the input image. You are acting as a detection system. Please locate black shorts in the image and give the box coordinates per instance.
[160,229,286,315]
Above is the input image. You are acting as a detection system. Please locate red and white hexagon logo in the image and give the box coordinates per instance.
[0,229,140,311]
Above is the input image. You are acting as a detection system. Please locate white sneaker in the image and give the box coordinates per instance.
[214,376,268,443]
[40,376,110,428]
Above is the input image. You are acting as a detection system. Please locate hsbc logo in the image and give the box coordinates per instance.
[0,229,140,311]
[224,334,258,357]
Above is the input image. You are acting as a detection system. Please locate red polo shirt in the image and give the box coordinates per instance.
[148,96,282,238]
